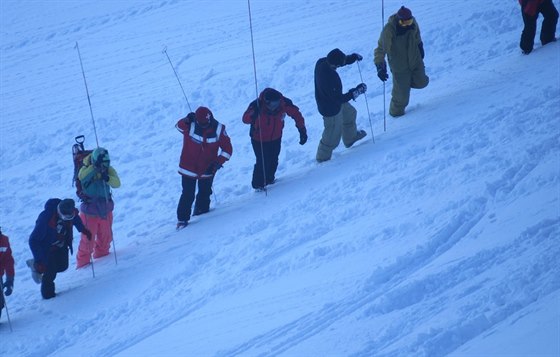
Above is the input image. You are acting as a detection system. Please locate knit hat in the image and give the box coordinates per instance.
[57,199,76,220]
[263,88,282,111]
[397,6,412,20]
[195,106,213,125]
[327,48,346,66]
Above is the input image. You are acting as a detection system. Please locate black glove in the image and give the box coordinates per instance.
[418,41,425,59]
[204,162,222,175]
[101,170,109,182]
[351,83,367,100]
[346,53,363,63]
[298,127,308,145]
[82,228,92,241]
[184,112,196,124]
[376,62,388,82]
[3,276,13,296]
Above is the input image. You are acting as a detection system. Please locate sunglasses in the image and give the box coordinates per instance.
[399,18,413,27]
[57,208,75,221]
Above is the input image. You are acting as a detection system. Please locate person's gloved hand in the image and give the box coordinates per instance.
[184,112,196,124]
[3,276,13,296]
[298,127,308,145]
[204,162,222,175]
[376,62,388,82]
[83,228,92,241]
[351,83,367,100]
[346,53,363,63]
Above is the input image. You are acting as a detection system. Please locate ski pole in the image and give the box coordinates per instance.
[0,280,13,332]
[162,47,193,113]
[357,61,375,143]
[247,0,268,195]
[381,0,387,132]
[75,42,100,147]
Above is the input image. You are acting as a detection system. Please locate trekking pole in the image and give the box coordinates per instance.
[247,0,268,195]
[381,0,387,132]
[0,280,13,332]
[75,42,100,147]
[357,61,375,143]
[162,46,193,113]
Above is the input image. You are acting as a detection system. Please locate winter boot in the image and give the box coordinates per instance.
[345,130,367,148]
[26,259,42,284]
[176,221,188,230]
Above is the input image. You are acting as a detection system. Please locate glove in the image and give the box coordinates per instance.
[184,112,196,124]
[83,228,92,241]
[298,127,308,145]
[346,53,363,63]
[418,41,425,59]
[3,277,13,296]
[376,62,389,82]
[101,171,109,182]
[204,162,222,175]
[351,83,367,100]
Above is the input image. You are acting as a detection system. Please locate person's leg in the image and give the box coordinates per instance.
[520,9,538,53]
[93,211,113,259]
[341,102,360,147]
[539,0,559,45]
[265,138,281,185]
[316,113,343,162]
[411,64,429,89]
[194,178,214,213]
[390,71,411,117]
[251,139,266,189]
[177,176,196,222]
[76,213,98,268]
[41,265,57,299]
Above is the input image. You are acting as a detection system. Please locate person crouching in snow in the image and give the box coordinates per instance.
[176,106,233,230]
[28,199,91,299]
[76,147,121,269]
[1,227,15,319]
[242,88,308,191]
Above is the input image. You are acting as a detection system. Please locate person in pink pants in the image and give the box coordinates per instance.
[76,147,120,269]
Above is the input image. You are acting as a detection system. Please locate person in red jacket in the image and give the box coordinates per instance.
[242,88,307,190]
[175,106,233,229]
[519,0,558,54]
[0,227,15,320]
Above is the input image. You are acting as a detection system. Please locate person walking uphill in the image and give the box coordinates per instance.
[519,0,558,54]
[374,6,429,117]
[76,147,121,269]
[315,48,368,163]
[28,199,91,299]
[242,88,307,190]
[0,227,15,319]
[176,106,233,230]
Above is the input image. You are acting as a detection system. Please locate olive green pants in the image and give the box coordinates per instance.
[390,65,429,117]
[316,102,358,162]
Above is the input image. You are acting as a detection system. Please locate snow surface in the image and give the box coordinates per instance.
[1,0,559,356]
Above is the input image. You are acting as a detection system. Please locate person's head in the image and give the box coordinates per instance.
[397,6,413,27]
[195,106,213,128]
[326,48,346,68]
[92,147,110,168]
[57,199,76,221]
[263,88,282,112]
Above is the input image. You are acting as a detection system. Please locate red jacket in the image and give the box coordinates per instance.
[176,117,233,179]
[0,234,15,279]
[519,0,544,16]
[242,88,306,142]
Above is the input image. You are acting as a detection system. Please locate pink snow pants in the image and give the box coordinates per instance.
[76,212,113,268]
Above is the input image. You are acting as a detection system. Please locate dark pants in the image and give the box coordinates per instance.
[41,247,69,299]
[520,0,558,53]
[177,176,214,222]
[251,138,281,189]
[0,283,4,318]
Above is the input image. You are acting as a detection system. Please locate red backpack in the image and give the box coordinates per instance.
[72,135,93,201]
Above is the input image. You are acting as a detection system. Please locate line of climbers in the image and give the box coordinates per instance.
[0,3,557,304]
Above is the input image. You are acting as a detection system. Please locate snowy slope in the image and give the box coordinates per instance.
[1,0,559,356]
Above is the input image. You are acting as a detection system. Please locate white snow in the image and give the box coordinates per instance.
[1,0,559,356]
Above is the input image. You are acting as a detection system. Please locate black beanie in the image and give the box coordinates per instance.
[58,199,75,216]
[327,48,346,66]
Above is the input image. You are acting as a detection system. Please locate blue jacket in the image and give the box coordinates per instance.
[29,198,85,267]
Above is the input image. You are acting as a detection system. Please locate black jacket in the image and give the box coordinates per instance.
[314,57,354,117]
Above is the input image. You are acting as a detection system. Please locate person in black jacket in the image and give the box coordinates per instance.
[314,48,368,163]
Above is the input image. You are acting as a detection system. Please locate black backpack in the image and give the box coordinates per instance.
[71,135,92,201]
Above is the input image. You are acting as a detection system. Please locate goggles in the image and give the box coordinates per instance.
[398,18,413,27]
[57,206,75,221]
[265,99,281,111]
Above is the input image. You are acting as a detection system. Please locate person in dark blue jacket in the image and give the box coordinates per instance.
[28,198,91,299]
